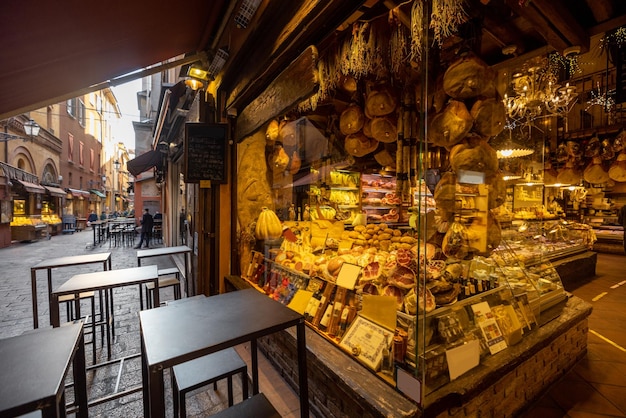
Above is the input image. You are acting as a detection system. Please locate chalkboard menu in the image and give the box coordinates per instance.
[184,123,228,184]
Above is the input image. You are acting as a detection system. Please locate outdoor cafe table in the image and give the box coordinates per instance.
[139,288,309,418]
[30,252,112,329]
[0,322,88,417]
[90,220,108,247]
[137,245,192,295]
[50,265,159,361]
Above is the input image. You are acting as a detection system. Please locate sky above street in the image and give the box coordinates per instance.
[112,79,142,153]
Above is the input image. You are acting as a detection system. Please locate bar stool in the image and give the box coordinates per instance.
[171,348,249,418]
[207,393,280,418]
[144,267,182,308]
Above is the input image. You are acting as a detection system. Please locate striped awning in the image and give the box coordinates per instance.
[67,188,90,198]
[90,189,106,198]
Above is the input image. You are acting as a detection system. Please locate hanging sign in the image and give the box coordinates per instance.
[184,123,228,184]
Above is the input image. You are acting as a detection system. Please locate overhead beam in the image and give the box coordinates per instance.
[504,0,585,53]
[584,0,613,23]
[529,0,590,52]
[235,46,318,140]
[222,0,365,115]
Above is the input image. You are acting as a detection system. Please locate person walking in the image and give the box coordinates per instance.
[134,208,154,249]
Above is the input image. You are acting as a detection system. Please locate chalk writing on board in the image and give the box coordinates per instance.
[184,123,228,184]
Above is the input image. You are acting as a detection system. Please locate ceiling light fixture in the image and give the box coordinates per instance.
[494,129,535,159]
[503,57,578,122]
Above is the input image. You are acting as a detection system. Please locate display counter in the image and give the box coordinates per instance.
[10,216,48,242]
[11,224,48,241]
[225,274,591,417]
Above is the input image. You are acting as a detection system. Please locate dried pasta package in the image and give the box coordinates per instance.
[442,220,469,259]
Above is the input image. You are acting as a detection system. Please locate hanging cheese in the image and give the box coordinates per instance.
[609,152,626,182]
[583,157,609,184]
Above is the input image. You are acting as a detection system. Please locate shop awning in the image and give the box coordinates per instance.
[14,179,45,194]
[0,0,228,120]
[67,188,90,199]
[44,185,67,198]
[90,189,106,198]
[127,150,163,177]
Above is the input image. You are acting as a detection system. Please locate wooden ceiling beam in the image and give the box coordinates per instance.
[529,0,590,52]
[222,0,365,114]
[584,0,614,23]
[504,0,574,53]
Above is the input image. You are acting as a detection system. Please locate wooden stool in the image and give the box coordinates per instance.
[208,393,280,418]
[144,267,181,309]
[172,348,248,418]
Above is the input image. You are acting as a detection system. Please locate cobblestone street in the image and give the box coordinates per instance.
[0,229,248,417]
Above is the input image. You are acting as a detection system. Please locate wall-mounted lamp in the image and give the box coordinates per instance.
[113,159,120,170]
[0,119,40,142]
[187,66,210,81]
[234,0,262,28]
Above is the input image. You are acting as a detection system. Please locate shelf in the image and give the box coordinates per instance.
[362,187,396,193]
[330,186,359,191]
[363,205,397,210]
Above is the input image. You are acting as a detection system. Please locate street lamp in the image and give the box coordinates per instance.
[0,119,40,142]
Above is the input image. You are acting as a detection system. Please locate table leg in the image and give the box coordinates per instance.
[31,268,38,329]
[184,253,190,297]
[297,321,309,418]
[149,366,166,417]
[105,290,112,360]
[47,269,53,327]
[74,329,89,418]
[50,294,60,328]
[152,278,160,308]
[141,334,150,417]
[251,338,259,395]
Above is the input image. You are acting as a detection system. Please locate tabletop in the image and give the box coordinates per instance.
[0,323,87,417]
[31,252,112,270]
[136,245,191,259]
[54,265,159,295]
[140,288,302,368]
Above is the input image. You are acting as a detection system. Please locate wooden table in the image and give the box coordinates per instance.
[137,245,193,296]
[0,323,88,417]
[30,252,112,328]
[139,288,308,418]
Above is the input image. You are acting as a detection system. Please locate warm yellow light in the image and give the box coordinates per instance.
[187,66,209,81]
[185,79,204,90]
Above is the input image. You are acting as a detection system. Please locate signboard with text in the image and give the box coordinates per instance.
[184,123,228,184]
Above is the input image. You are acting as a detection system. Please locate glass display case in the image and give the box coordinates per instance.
[10,214,48,241]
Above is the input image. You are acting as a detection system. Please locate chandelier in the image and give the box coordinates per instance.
[503,60,578,122]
